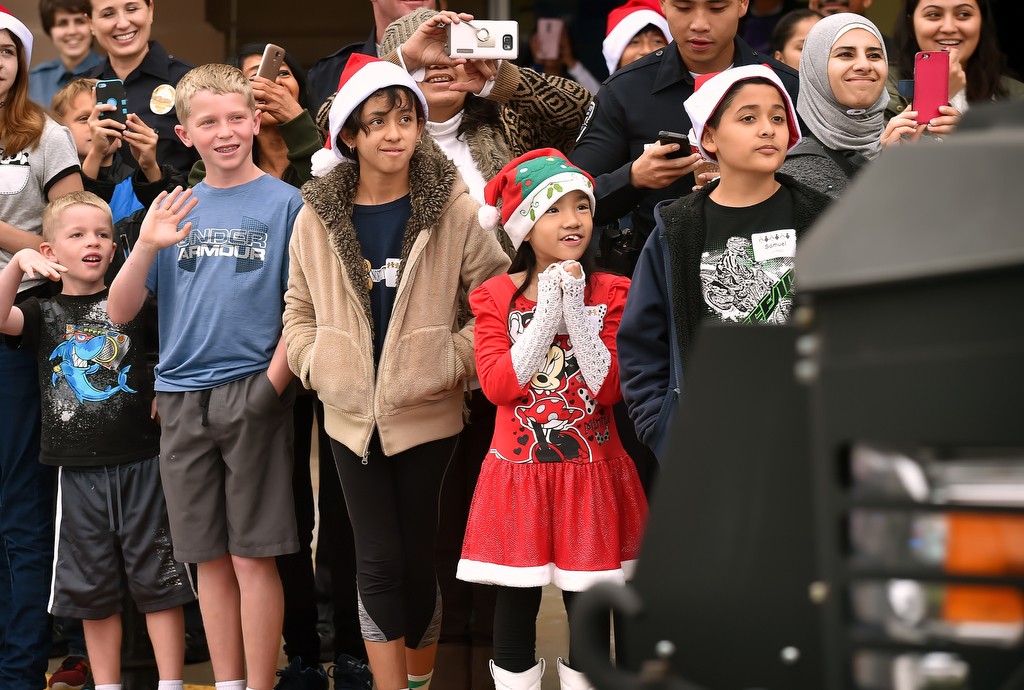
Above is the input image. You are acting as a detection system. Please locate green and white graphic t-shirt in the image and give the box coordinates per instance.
[701,186,796,324]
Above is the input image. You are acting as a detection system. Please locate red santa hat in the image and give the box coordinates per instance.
[602,0,669,75]
[310,53,429,177]
[683,64,801,162]
[477,148,596,251]
[0,6,33,66]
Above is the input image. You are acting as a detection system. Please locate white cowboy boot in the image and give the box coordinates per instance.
[490,658,545,690]
[556,657,595,690]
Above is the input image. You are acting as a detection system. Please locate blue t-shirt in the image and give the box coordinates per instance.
[146,174,302,391]
[353,195,410,363]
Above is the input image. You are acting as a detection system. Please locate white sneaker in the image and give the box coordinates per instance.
[490,658,545,690]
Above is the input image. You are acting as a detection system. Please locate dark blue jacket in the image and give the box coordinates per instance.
[618,174,830,459]
[618,218,683,459]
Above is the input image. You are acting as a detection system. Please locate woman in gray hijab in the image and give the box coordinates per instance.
[781,13,959,198]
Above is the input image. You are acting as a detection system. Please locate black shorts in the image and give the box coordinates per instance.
[49,456,196,619]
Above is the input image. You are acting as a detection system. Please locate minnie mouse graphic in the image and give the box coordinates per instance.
[514,337,591,463]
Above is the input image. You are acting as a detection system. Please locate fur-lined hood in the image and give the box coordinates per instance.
[298,135,464,329]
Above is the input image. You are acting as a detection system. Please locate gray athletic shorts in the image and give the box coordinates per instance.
[49,456,197,619]
[156,371,299,562]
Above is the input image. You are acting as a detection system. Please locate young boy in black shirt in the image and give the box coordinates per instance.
[618,65,831,459]
[0,191,194,690]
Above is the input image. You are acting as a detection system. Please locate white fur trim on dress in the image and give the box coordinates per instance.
[457,559,638,592]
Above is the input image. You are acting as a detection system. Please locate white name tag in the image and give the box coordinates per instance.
[369,258,402,287]
[751,229,797,263]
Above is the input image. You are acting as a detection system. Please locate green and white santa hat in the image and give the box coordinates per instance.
[479,148,596,250]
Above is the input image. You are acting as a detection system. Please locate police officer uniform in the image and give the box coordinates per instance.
[570,36,799,259]
[88,41,198,178]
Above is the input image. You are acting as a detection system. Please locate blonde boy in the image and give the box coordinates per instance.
[107,64,303,690]
[0,191,194,690]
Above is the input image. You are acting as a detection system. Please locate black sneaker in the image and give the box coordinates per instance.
[275,657,329,690]
[330,654,372,690]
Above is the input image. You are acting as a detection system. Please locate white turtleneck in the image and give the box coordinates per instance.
[426,112,488,204]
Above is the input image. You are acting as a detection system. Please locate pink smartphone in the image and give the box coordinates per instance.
[535,18,563,61]
[913,51,950,123]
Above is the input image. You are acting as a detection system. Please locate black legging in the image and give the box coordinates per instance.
[331,433,456,647]
[492,587,610,673]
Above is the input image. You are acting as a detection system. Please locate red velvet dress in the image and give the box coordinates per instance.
[457,273,648,591]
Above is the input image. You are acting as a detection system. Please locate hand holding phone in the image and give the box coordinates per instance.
[658,130,690,160]
[913,50,950,124]
[256,43,285,81]
[96,79,128,126]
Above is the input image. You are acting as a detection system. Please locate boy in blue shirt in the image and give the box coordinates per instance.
[0,191,195,690]
[108,63,303,690]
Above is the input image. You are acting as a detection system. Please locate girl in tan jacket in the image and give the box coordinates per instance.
[283,51,509,690]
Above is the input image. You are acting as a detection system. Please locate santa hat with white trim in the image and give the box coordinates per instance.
[0,5,33,66]
[310,53,429,177]
[683,64,801,162]
[602,0,669,75]
[477,148,596,251]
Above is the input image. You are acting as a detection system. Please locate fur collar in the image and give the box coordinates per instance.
[300,136,462,335]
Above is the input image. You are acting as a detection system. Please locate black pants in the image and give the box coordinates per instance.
[435,393,497,647]
[492,587,610,673]
[331,433,456,646]
[313,399,365,662]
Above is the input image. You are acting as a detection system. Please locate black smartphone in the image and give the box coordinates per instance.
[96,79,128,125]
[658,129,691,159]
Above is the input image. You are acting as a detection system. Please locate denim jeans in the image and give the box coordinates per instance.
[0,345,55,690]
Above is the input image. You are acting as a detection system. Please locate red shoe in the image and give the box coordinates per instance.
[48,655,90,690]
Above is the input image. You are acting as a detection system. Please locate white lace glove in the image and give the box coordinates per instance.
[509,265,563,387]
[558,262,611,395]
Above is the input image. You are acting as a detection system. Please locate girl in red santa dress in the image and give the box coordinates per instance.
[459,148,648,690]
